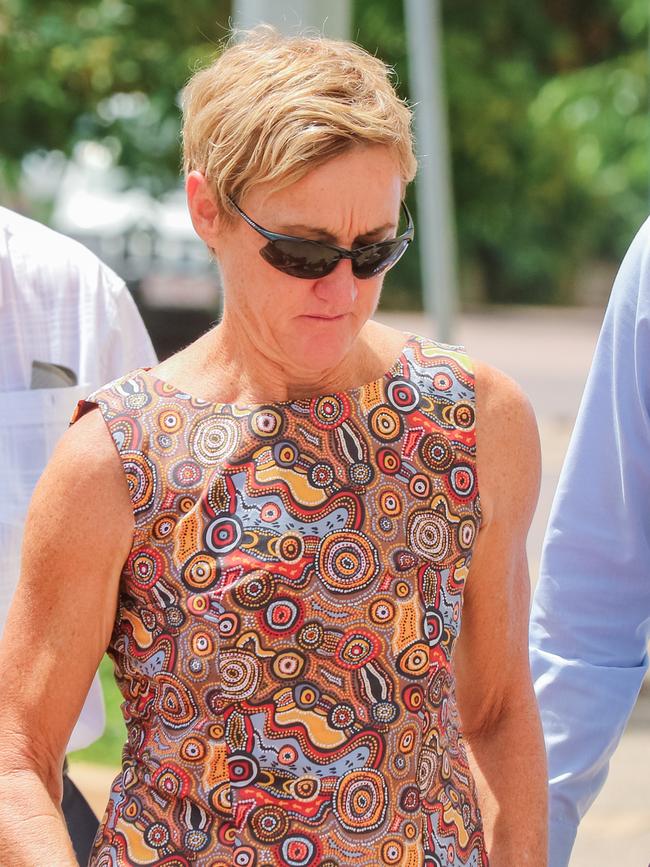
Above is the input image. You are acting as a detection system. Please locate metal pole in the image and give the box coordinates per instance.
[233,0,351,39]
[404,0,458,343]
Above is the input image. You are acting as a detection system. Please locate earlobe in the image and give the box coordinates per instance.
[186,171,221,245]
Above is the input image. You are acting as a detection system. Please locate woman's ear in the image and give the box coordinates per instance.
[186,171,221,246]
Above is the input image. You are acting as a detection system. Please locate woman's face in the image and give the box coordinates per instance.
[204,145,404,377]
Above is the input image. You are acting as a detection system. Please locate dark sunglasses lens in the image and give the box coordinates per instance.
[353,239,411,279]
[260,240,339,279]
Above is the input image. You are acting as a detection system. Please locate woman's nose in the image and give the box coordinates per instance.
[313,257,358,307]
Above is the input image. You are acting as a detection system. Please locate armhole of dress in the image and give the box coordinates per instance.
[70,397,139,524]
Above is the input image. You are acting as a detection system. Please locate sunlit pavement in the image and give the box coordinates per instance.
[69,306,650,866]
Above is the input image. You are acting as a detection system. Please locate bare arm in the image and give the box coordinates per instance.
[454,361,547,865]
[0,409,133,866]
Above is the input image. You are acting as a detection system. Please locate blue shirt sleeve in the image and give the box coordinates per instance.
[529,217,650,866]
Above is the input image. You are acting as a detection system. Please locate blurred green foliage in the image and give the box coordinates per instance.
[0,0,647,303]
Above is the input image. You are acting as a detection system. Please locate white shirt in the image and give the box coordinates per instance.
[0,206,157,750]
[529,216,650,865]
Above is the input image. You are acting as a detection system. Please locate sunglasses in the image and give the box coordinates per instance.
[227,196,414,280]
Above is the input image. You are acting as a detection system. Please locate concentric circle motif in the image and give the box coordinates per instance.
[158,408,183,434]
[424,608,444,646]
[171,459,203,489]
[293,682,320,710]
[369,597,395,625]
[272,650,306,680]
[333,768,388,833]
[249,407,284,439]
[152,513,177,541]
[328,702,356,730]
[297,621,324,650]
[396,641,430,679]
[449,464,476,498]
[393,549,418,573]
[395,579,411,598]
[180,735,206,764]
[369,405,403,443]
[165,606,185,629]
[157,433,173,450]
[144,821,171,848]
[183,829,210,853]
[452,401,475,429]
[407,509,452,563]
[187,593,209,616]
[348,461,374,486]
[290,776,320,800]
[280,835,321,867]
[263,597,303,634]
[308,461,335,488]
[181,552,218,591]
[125,391,151,411]
[205,515,243,555]
[432,371,453,391]
[179,495,195,514]
[122,796,141,823]
[371,701,399,724]
[309,394,350,430]
[260,501,282,523]
[228,751,260,788]
[387,378,421,413]
[190,629,214,657]
[398,727,417,754]
[218,611,239,639]
[249,805,290,844]
[277,533,304,563]
[273,440,299,468]
[458,517,477,551]
[155,674,199,730]
[123,451,158,514]
[399,784,421,813]
[128,546,164,590]
[381,839,404,864]
[152,762,191,799]
[189,415,239,465]
[376,447,401,475]
[416,747,438,792]
[233,846,257,867]
[379,488,402,517]
[277,744,298,766]
[408,472,432,500]
[219,650,261,700]
[316,530,380,595]
[402,684,424,714]
[420,434,454,473]
[334,629,380,670]
[233,570,275,610]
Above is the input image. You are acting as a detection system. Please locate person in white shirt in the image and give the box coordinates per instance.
[0,206,157,864]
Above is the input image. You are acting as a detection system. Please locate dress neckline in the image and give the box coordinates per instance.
[140,333,419,413]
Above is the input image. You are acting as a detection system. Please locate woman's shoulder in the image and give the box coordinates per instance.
[472,359,540,528]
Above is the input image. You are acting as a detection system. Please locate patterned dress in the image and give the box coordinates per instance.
[74,335,488,867]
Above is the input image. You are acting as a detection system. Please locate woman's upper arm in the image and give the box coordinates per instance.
[454,360,541,734]
[0,407,133,776]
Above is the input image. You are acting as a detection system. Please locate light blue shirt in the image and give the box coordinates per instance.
[529,216,650,866]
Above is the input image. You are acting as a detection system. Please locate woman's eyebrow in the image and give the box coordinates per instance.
[278,221,397,240]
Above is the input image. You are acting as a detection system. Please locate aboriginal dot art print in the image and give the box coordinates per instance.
[73,335,488,867]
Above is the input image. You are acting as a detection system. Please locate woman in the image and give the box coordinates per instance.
[0,28,547,866]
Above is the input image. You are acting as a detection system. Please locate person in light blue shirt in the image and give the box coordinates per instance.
[529,216,650,865]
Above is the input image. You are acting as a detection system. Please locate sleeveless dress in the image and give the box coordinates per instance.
[74,335,488,867]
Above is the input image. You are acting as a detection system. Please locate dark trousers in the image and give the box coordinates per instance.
[61,764,99,866]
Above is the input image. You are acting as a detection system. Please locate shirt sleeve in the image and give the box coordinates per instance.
[100,272,158,380]
[529,217,650,866]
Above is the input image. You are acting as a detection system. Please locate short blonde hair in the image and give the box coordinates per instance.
[182,27,417,213]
